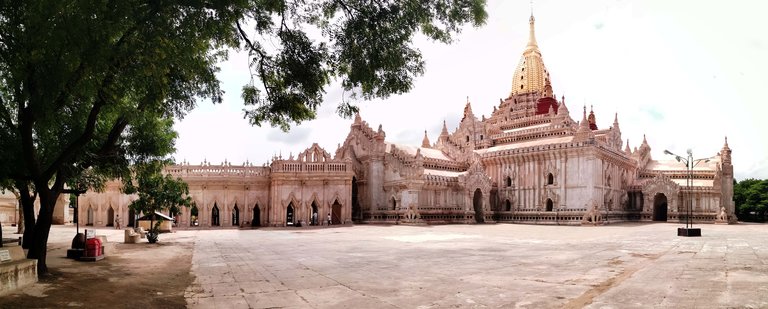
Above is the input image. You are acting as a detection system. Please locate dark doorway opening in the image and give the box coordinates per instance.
[232,204,240,226]
[352,177,361,221]
[392,197,397,210]
[311,201,319,225]
[212,204,220,226]
[287,203,295,225]
[107,207,115,226]
[473,189,484,223]
[547,173,554,185]
[252,205,260,227]
[190,205,198,227]
[505,199,512,211]
[332,199,342,225]
[653,193,668,221]
[546,198,554,212]
[87,206,94,226]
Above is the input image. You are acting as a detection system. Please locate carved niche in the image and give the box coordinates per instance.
[641,173,680,213]
[459,157,493,210]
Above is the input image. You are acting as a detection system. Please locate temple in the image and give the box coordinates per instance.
[62,14,736,228]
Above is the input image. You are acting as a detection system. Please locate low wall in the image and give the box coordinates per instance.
[0,245,38,296]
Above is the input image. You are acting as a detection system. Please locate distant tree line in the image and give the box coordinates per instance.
[734,179,768,222]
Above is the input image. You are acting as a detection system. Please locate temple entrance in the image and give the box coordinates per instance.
[252,205,260,227]
[232,204,240,226]
[86,206,94,226]
[311,201,318,225]
[352,177,361,221]
[653,193,668,221]
[473,189,484,223]
[212,204,220,226]
[286,203,295,225]
[107,207,115,226]
[391,197,397,210]
[332,200,342,225]
[505,199,512,211]
[190,205,198,226]
[546,199,554,212]
[128,208,136,227]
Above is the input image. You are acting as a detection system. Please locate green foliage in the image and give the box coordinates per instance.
[238,0,488,130]
[124,160,193,240]
[0,0,487,273]
[733,178,768,222]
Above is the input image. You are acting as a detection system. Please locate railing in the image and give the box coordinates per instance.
[271,161,349,173]
[165,165,269,177]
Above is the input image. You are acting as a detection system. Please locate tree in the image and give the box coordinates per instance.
[733,178,768,222]
[123,160,193,243]
[0,1,487,276]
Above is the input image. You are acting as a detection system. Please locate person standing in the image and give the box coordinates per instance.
[115,214,121,230]
[327,213,332,225]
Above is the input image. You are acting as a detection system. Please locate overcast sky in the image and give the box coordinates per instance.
[173,0,768,181]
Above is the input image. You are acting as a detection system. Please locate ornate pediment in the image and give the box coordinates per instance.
[297,143,332,163]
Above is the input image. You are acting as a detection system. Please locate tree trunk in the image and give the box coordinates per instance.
[17,185,36,249]
[17,201,24,235]
[26,188,56,276]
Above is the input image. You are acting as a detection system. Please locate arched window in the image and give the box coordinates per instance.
[466,135,470,143]
[506,176,512,187]
[547,173,554,185]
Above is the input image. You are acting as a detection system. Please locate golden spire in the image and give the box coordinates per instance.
[510,13,549,96]
[526,14,538,51]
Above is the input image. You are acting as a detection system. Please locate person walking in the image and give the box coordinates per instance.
[115,214,121,230]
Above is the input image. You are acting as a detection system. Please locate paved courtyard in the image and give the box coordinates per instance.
[183,223,768,308]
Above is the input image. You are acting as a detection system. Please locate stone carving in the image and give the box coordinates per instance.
[581,200,602,225]
[641,173,679,213]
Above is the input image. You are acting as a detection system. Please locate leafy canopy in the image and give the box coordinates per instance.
[123,160,193,235]
[733,178,768,222]
[0,0,487,273]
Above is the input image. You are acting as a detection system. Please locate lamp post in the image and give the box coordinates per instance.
[63,188,86,258]
[663,149,709,237]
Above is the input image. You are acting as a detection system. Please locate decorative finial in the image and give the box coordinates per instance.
[422,130,431,148]
[530,0,534,17]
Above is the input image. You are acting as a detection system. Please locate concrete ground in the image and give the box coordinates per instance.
[183,223,768,308]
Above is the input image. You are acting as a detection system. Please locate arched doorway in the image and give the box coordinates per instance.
[107,207,115,226]
[252,204,260,227]
[332,199,342,225]
[547,173,554,185]
[128,208,136,227]
[546,199,554,212]
[86,206,94,226]
[190,205,198,226]
[232,204,240,226]
[473,189,484,223]
[286,203,295,226]
[505,199,511,211]
[311,201,318,225]
[653,193,668,221]
[352,177,361,221]
[391,197,397,210]
[212,204,220,226]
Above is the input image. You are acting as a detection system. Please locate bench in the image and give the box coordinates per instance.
[124,228,140,244]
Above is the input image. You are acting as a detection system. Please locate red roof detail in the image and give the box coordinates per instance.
[535,97,559,115]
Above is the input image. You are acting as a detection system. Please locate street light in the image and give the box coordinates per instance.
[663,149,709,237]
[63,188,86,259]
